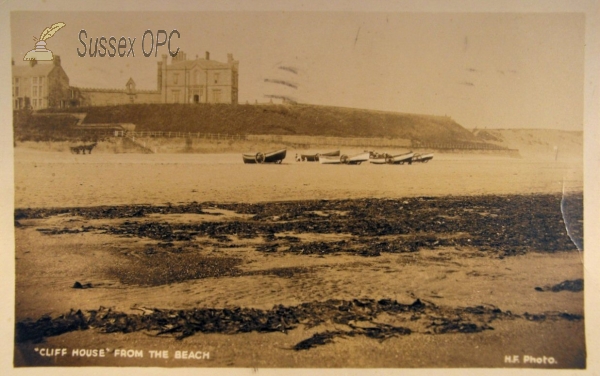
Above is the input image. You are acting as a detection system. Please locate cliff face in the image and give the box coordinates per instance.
[472,128,582,159]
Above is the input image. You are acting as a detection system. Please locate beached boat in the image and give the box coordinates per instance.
[242,149,287,164]
[369,157,388,165]
[346,152,370,165]
[411,153,434,163]
[387,152,415,165]
[318,151,370,165]
[318,155,343,164]
[367,151,390,159]
[299,150,340,162]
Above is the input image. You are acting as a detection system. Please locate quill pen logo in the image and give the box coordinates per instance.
[23,22,66,61]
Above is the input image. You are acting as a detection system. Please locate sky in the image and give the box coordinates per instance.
[10,9,585,131]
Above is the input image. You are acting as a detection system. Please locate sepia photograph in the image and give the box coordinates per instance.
[3,0,599,374]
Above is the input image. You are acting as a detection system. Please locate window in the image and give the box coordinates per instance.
[13,77,20,97]
[173,73,179,85]
[195,71,200,85]
[212,89,221,103]
[214,73,220,84]
[172,90,181,103]
[32,99,37,108]
[31,76,43,100]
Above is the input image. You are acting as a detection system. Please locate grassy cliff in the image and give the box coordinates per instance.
[34,103,478,144]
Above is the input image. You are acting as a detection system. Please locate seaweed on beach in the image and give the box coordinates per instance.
[106,253,244,286]
[22,193,583,258]
[15,298,582,348]
[15,201,219,220]
[535,279,583,293]
[293,324,412,350]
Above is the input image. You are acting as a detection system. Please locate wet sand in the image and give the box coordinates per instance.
[12,147,585,368]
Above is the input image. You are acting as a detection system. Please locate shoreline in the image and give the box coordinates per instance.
[11,147,585,368]
[14,148,582,208]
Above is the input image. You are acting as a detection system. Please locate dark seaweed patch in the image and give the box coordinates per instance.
[106,251,243,286]
[535,279,583,293]
[26,194,583,257]
[15,298,582,348]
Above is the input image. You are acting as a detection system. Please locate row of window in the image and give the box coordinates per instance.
[12,98,46,109]
[32,98,46,108]
[12,76,45,85]
[12,76,45,99]
[172,72,221,85]
[171,89,222,103]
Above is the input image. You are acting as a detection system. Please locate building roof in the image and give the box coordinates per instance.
[12,62,55,77]
[169,58,230,70]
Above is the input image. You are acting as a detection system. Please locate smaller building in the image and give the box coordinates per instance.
[73,78,161,107]
[12,56,71,110]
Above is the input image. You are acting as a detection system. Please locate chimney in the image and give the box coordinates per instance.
[53,55,61,66]
[157,61,163,91]
[205,51,210,60]
[227,53,233,64]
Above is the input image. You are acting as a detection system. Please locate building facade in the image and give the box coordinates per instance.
[12,51,239,109]
[12,56,71,110]
[159,51,239,104]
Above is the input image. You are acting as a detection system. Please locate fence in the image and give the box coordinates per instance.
[113,130,246,140]
[246,134,413,148]
[113,131,412,147]
[411,142,509,151]
[111,131,509,151]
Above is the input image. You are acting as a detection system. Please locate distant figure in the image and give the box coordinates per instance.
[295,153,301,162]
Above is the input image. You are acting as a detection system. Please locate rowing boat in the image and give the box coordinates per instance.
[320,152,370,165]
[242,149,287,164]
[387,152,415,165]
[346,152,370,165]
[412,153,434,163]
[299,150,340,162]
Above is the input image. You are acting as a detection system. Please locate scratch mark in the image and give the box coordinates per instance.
[264,79,298,89]
[278,66,298,75]
[467,67,478,73]
[354,26,361,47]
[264,94,297,104]
[459,81,474,86]
[560,180,583,255]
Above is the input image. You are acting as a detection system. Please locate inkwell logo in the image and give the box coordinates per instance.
[23,22,66,61]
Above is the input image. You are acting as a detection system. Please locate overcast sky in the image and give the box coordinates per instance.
[11,9,585,131]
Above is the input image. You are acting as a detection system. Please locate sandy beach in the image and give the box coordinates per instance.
[12,145,585,368]
[14,148,582,208]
